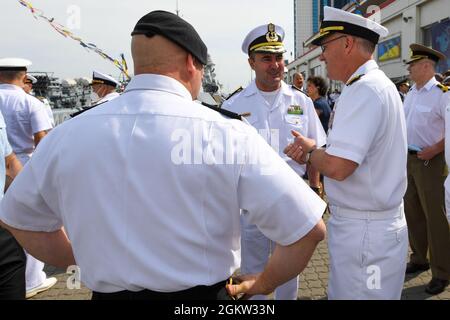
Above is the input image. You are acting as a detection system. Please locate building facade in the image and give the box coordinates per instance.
[288,0,450,91]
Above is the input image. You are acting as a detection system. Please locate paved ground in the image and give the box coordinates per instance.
[31,212,449,300]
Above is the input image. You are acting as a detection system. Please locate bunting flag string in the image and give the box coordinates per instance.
[17,0,130,80]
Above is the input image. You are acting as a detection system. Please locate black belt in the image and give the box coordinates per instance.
[408,150,418,155]
[92,280,232,300]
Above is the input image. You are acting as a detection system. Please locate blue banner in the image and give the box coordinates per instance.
[432,19,450,74]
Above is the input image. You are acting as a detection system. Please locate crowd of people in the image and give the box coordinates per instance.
[0,6,449,300]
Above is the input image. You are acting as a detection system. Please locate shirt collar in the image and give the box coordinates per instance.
[243,80,291,97]
[124,74,193,100]
[346,59,379,85]
[0,83,24,91]
[423,77,439,91]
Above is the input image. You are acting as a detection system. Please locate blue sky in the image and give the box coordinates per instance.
[2,0,294,93]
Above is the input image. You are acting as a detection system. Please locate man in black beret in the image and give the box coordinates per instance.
[0,10,326,301]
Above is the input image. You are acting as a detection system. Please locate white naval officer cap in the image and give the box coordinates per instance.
[0,58,32,71]
[91,70,118,87]
[241,23,286,55]
[26,74,38,84]
[311,6,388,46]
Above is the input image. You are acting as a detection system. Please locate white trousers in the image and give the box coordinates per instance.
[327,204,408,300]
[17,155,47,291]
[240,214,298,300]
[25,252,46,290]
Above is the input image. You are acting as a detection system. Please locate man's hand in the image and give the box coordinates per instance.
[284,130,317,165]
[417,145,440,161]
[226,273,271,300]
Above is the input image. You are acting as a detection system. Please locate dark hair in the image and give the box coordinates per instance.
[307,76,328,97]
[0,70,25,82]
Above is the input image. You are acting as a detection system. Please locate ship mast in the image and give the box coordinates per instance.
[176,0,180,16]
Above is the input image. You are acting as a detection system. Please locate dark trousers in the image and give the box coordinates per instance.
[92,280,232,300]
[404,153,450,280]
[0,226,26,300]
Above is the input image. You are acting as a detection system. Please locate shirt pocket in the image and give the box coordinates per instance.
[284,114,307,131]
[416,104,432,113]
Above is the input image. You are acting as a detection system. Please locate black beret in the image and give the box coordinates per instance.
[131,10,208,65]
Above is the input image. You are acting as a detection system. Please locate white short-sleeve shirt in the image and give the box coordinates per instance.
[325,60,408,211]
[404,77,446,148]
[0,74,326,293]
[223,80,327,176]
[0,84,53,154]
[442,92,450,194]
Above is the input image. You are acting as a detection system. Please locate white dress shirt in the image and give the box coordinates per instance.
[0,84,52,156]
[0,74,326,293]
[325,60,408,211]
[404,77,446,148]
[223,80,326,176]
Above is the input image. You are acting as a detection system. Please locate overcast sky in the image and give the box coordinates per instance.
[2,0,294,93]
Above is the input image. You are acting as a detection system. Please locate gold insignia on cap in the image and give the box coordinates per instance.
[266,23,278,42]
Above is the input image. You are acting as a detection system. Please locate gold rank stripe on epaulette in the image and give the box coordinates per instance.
[346,74,364,86]
[201,102,244,121]
[291,85,309,97]
[437,83,449,93]
[225,87,243,101]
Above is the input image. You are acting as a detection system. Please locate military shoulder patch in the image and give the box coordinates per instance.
[346,74,365,86]
[291,85,309,97]
[437,83,449,93]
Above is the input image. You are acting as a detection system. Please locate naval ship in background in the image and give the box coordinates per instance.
[30,54,225,126]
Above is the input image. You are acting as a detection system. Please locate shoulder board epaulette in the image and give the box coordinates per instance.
[70,107,92,118]
[346,74,364,86]
[201,102,243,121]
[225,87,243,101]
[437,83,449,93]
[291,85,309,97]
[70,101,107,118]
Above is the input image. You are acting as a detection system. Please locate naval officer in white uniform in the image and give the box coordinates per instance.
[222,23,326,300]
[284,6,409,299]
[0,58,53,164]
[24,74,55,128]
[0,58,56,298]
[0,11,326,300]
[90,70,120,105]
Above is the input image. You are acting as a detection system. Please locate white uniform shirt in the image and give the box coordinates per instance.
[325,60,408,211]
[0,84,52,155]
[41,97,55,127]
[0,74,326,293]
[223,80,326,176]
[95,91,120,105]
[404,77,445,148]
[442,91,450,222]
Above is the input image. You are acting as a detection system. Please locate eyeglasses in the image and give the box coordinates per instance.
[320,35,347,52]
